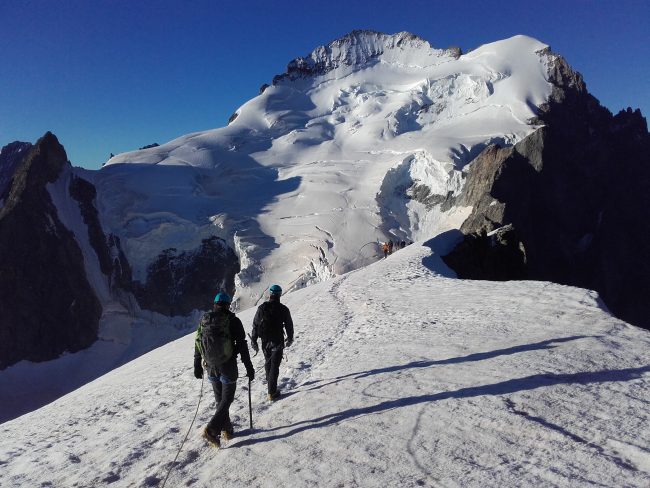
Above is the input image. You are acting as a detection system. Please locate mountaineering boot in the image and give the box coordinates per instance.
[268,390,281,402]
[221,418,234,440]
[203,427,221,448]
[221,426,234,441]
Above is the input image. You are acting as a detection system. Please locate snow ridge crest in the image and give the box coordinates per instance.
[273,30,459,84]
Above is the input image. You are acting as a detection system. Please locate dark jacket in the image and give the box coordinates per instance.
[194,309,253,378]
[251,299,294,346]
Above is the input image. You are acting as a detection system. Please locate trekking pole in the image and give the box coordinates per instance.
[248,378,253,431]
[247,333,259,357]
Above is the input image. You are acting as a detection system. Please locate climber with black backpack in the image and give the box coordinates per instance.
[193,291,255,447]
[251,284,294,401]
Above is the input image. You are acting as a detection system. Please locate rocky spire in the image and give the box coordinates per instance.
[0,133,102,369]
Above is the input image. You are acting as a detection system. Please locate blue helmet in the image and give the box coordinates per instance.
[269,284,282,295]
[214,292,232,304]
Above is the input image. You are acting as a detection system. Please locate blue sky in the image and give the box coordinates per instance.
[1,0,648,169]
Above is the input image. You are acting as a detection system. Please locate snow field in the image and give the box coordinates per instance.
[1,242,649,487]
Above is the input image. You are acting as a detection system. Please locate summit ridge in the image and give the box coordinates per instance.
[272,30,457,83]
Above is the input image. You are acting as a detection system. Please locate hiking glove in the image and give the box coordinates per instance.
[285,338,293,348]
[246,364,255,381]
[251,340,259,354]
[194,358,203,379]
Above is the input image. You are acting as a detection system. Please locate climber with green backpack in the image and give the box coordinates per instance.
[193,291,255,447]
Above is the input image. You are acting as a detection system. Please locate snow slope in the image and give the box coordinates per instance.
[95,32,554,309]
[2,240,649,487]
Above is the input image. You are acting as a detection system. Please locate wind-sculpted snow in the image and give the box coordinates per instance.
[1,242,648,487]
[100,33,553,308]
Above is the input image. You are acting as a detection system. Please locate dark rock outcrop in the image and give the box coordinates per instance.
[139,143,160,150]
[443,52,650,329]
[134,236,240,317]
[69,176,112,275]
[444,224,527,281]
[409,184,453,209]
[0,141,32,206]
[68,176,133,291]
[0,133,102,369]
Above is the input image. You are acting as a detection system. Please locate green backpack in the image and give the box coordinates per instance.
[200,312,234,367]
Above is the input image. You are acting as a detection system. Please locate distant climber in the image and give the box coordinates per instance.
[388,240,394,254]
[382,242,389,258]
[250,285,294,401]
[193,292,255,447]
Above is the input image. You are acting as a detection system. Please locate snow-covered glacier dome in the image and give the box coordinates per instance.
[98,31,555,309]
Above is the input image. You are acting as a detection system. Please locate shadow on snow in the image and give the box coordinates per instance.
[297,335,598,392]
[231,338,650,449]
[234,365,650,448]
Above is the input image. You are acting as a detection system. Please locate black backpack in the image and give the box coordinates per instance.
[200,312,233,367]
[257,302,284,342]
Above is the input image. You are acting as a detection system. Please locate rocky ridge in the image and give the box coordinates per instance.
[273,30,461,84]
[0,134,102,368]
[0,134,242,369]
[0,141,32,207]
[443,53,650,328]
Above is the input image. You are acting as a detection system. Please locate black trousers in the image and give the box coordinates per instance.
[263,342,284,395]
[206,359,237,435]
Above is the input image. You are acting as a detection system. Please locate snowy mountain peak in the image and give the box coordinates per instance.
[99,32,559,310]
[273,30,458,84]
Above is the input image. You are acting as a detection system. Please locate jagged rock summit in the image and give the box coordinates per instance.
[272,30,460,84]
